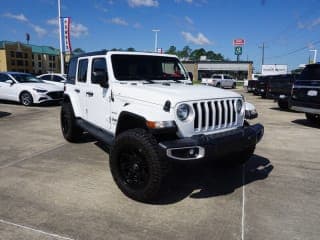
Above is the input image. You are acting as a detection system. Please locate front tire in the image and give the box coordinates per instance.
[60,102,83,142]
[20,92,33,106]
[110,129,166,202]
[305,113,320,124]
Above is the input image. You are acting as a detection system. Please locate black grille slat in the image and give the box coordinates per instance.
[208,102,213,127]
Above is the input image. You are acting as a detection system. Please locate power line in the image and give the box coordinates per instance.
[266,39,320,60]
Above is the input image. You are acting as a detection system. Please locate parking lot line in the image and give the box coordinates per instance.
[241,165,246,240]
[0,142,66,169]
[0,219,75,240]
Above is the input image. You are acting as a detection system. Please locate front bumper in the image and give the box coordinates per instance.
[34,91,64,103]
[159,124,264,160]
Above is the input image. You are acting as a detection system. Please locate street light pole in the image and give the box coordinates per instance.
[152,29,160,52]
[58,0,64,74]
[310,49,317,63]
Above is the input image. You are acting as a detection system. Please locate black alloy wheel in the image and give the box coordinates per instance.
[110,129,166,202]
[118,145,150,190]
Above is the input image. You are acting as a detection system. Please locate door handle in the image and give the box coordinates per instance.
[86,92,94,97]
[74,89,80,93]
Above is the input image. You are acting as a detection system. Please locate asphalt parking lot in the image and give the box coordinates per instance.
[0,89,319,240]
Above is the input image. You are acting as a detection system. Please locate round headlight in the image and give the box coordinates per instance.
[236,99,243,113]
[177,104,190,121]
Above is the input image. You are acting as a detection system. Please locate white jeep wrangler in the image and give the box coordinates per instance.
[61,51,264,202]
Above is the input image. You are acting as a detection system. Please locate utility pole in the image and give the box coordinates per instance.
[258,42,267,66]
[152,29,160,52]
[58,0,64,74]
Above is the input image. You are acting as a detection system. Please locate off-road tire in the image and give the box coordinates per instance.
[232,83,236,89]
[60,102,83,142]
[20,91,33,106]
[216,83,221,88]
[110,129,167,202]
[305,113,320,124]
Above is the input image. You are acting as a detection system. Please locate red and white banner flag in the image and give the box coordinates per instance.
[63,17,72,53]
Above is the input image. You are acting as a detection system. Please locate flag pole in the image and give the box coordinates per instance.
[58,0,64,74]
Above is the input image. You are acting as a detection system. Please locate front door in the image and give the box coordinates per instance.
[86,57,111,130]
[0,74,18,101]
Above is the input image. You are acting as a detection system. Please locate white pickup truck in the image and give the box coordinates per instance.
[201,74,236,88]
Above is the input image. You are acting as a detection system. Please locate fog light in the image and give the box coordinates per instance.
[189,149,195,156]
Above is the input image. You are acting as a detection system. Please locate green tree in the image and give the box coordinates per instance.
[127,47,136,52]
[206,51,224,61]
[178,45,192,59]
[72,48,85,56]
[165,45,177,55]
[190,48,206,61]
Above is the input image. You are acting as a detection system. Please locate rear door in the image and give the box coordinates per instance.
[86,57,111,130]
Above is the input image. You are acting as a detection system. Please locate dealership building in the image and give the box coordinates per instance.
[182,60,254,81]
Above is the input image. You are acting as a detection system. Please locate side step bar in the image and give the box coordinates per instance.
[76,119,114,146]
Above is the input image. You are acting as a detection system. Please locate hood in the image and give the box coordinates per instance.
[112,82,241,106]
[21,82,63,91]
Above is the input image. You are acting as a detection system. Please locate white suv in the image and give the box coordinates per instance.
[0,72,64,106]
[61,51,264,202]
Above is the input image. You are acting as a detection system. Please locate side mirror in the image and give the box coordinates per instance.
[5,79,14,85]
[93,71,109,88]
[188,72,194,81]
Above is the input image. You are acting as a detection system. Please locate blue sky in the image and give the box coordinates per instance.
[1,0,320,72]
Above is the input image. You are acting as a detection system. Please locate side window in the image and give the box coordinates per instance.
[41,75,52,80]
[77,59,88,83]
[0,74,9,82]
[67,58,77,84]
[53,75,64,82]
[91,58,107,84]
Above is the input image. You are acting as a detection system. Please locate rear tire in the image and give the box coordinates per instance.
[20,92,33,106]
[305,113,320,124]
[232,82,236,89]
[60,102,83,142]
[110,129,167,202]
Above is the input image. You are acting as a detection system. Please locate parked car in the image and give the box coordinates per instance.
[0,72,64,106]
[247,80,258,93]
[201,74,236,88]
[37,73,67,88]
[290,63,320,123]
[60,50,263,202]
[254,76,269,96]
[267,74,298,109]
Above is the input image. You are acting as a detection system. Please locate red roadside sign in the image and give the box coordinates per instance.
[233,39,245,46]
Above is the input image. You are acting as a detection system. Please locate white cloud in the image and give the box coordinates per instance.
[185,16,194,25]
[71,23,89,38]
[298,17,320,30]
[181,31,211,45]
[3,13,28,22]
[128,0,159,7]
[46,18,88,38]
[133,22,142,28]
[29,24,47,37]
[110,17,128,26]
[47,18,58,26]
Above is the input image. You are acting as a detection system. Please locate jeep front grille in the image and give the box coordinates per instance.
[192,99,239,132]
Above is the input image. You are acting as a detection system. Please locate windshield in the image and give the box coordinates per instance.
[111,55,188,81]
[299,65,320,81]
[12,74,43,83]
